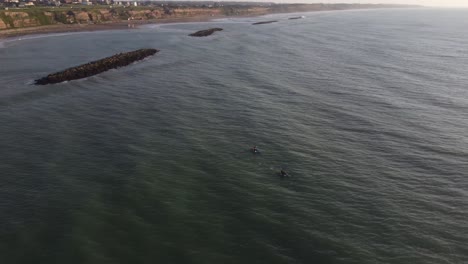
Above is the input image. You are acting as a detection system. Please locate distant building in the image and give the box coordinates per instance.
[113,0,137,6]
[96,0,110,5]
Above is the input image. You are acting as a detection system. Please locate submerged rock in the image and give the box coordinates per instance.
[252,20,278,25]
[189,28,223,37]
[34,49,159,85]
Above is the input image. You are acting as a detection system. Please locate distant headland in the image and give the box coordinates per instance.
[0,2,420,38]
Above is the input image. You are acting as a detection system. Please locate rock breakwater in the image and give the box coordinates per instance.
[252,20,278,25]
[34,49,159,85]
[288,16,305,20]
[189,28,223,37]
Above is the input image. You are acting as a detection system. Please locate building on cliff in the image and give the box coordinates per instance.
[114,0,137,6]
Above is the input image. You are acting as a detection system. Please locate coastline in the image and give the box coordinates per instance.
[0,5,422,41]
[0,15,223,40]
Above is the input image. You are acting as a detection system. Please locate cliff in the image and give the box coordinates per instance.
[0,6,223,30]
[0,8,149,29]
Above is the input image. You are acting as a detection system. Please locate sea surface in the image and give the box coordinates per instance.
[0,8,467,264]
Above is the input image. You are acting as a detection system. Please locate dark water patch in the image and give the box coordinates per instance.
[1,8,468,264]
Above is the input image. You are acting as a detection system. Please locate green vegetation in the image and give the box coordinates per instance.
[1,9,56,26]
[113,8,130,20]
[53,11,68,24]
[0,12,15,28]
[28,9,53,25]
[221,7,235,16]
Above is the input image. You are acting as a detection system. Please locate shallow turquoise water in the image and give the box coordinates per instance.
[0,8,467,264]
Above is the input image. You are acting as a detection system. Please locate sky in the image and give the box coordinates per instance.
[306,1,468,7]
[145,0,468,8]
[234,0,468,7]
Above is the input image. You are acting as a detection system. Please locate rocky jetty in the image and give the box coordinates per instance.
[189,28,223,37]
[288,16,305,20]
[34,49,159,85]
[252,20,278,25]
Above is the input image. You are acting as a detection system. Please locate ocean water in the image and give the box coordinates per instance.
[0,8,467,264]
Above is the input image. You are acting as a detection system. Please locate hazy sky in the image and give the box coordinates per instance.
[293,1,468,7]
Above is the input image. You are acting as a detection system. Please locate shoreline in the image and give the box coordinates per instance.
[0,6,422,41]
[0,15,228,40]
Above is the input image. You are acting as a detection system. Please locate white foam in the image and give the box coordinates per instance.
[0,31,104,48]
